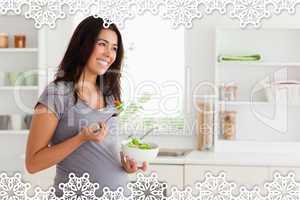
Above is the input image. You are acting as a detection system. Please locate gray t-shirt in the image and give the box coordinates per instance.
[36,81,128,196]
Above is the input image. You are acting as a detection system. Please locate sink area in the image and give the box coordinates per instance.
[157,148,192,157]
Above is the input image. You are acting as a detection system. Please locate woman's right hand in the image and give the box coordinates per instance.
[79,122,108,143]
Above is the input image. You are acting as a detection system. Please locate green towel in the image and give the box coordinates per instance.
[218,54,262,62]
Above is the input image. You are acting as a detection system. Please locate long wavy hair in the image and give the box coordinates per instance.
[54,16,124,104]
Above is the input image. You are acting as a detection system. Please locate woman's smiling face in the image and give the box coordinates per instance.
[85,28,118,76]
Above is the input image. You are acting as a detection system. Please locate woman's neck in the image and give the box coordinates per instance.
[76,68,105,108]
[77,68,98,90]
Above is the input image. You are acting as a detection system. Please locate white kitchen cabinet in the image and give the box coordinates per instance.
[129,164,184,195]
[0,16,39,115]
[0,15,41,174]
[23,163,185,195]
[21,163,300,196]
[129,164,184,186]
[269,167,300,180]
[23,165,56,195]
[23,164,184,194]
[184,164,269,195]
[149,164,184,188]
[214,27,300,154]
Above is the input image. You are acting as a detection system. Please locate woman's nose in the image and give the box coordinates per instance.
[104,46,113,58]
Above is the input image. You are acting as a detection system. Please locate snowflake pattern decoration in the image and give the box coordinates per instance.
[127,172,167,200]
[58,173,99,200]
[201,0,232,15]
[31,187,57,200]
[167,187,195,200]
[195,172,236,200]
[100,187,127,200]
[66,0,95,15]
[0,172,30,200]
[0,0,23,14]
[24,0,66,29]
[161,0,202,28]
[134,0,163,15]
[229,0,271,28]
[0,172,300,199]
[236,186,264,200]
[0,0,300,28]
[265,172,300,200]
[92,0,135,28]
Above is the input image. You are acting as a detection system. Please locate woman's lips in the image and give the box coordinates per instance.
[97,59,109,67]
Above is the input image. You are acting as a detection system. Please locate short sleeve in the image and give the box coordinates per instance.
[35,82,69,120]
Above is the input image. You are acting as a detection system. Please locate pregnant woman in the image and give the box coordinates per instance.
[25,16,147,196]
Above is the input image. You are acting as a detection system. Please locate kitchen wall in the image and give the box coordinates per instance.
[40,12,300,150]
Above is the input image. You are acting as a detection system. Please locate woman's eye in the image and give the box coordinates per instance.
[98,42,105,46]
[113,47,118,52]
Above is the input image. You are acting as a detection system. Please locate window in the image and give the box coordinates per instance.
[119,13,185,135]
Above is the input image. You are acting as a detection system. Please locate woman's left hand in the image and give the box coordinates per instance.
[120,152,148,173]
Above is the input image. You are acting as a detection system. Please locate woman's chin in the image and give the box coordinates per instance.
[96,69,108,76]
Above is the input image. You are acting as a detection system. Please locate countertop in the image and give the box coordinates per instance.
[152,150,300,167]
[19,151,300,168]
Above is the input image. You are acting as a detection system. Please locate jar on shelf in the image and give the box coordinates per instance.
[5,72,25,86]
[0,32,8,48]
[24,72,38,86]
[221,111,236,140]
[196,100,214,151]
[23,114,32,129]
[0,72,5,86]
[14,34,26,48]
[219,85,238,101]
[0,115,10,130]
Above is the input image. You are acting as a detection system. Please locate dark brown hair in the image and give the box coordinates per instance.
[54,16,124,104]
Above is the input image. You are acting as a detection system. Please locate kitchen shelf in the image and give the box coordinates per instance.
[214,27,300,154]
[0,15,45,174]
[0,86,38,91]
[217,62,300,67]
[219,101,269,105]
[0,130,29,135]
[215,140,300,153]
[0,48,38,53]
[219,101,300,107]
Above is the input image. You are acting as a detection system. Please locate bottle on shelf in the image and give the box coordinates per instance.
[196,100,214,151]
[14,34,26,48]
[0,114,32,131]
[3,71,38,86]
[219,85,238,101]
[0,115,10,130]
[220,111,236,140]
[0,32,8,48]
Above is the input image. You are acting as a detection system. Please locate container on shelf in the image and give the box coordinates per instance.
[0,72,5,86]
[0,32,8,48]
[24,72,38,86]
[23,114,32,129]
[5,72,25,86]
[220,111,236,140]
[263,81,300,105]
[10,114,23,130]
[196,100,214,151]
[0,115,11,130]
[219,85,238,101]
[14,34,26,48]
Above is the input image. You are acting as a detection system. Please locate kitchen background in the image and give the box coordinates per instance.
[1,11,300,194]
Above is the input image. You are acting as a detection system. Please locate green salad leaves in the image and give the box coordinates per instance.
[127,138,152,150]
